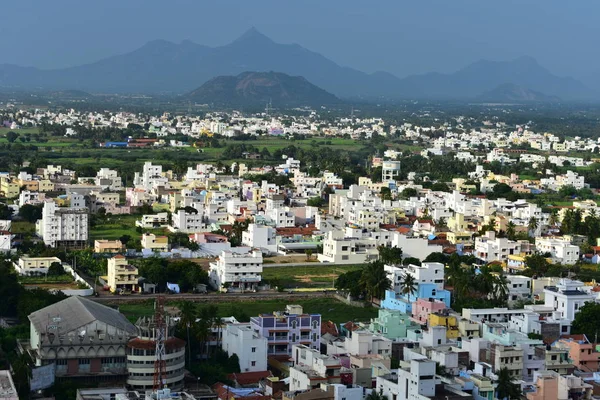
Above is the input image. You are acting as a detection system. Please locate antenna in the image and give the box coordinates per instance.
[153,294,167,391]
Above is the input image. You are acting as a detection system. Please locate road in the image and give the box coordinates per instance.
[90,290,333,304]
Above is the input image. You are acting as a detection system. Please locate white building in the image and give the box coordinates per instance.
[390,233,443,261]
[318,228,389,264]
[474,231,520,263]
[377,358,438,400]
[14,256,62,275]
[36,201,88,248]
[133,161,169,191]
[544,279,595,322]
[136,212,169,229]
[222,323,268,372]
[171,210,207,233]
[95,168,123,191]
[535,237,580,265]
[242,224,278,254]
[505,275,532,306]
[382,160,402,182]
[209,250,263,291]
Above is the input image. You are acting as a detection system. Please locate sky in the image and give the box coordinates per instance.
[3,0,599,81]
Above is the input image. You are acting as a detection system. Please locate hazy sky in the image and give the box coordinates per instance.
[3,1,598,80]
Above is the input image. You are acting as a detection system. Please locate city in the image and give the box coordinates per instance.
[2,2,600,400]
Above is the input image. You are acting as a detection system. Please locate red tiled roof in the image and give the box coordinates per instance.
[321,320,339,337]
[395,227,412,234]
[275,226,317,236]
[342,321,360,331]
[228,371,273,386]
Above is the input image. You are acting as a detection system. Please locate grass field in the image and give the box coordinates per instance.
[11,221,36,234]
[118,297,377,324]
[262,264,363,288]
[89,214,140,240]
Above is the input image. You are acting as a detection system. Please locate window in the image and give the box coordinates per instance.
[252,347,256,353]
[251,361,256,367]
[79,358,90,365]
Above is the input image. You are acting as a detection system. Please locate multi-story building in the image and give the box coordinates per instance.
[412,298,447,325]
[126,315,185,391]
[171,209,207,233]
[535,237,580,265]
[242,224,278,254]
[505,275,532,306]
[95,168,123,191]
[27,296,137,383]
[527,371,593,400]
[556,334,600,372]
[390,233,443,261]
[544,279,595,322]
[209,249,263,291]
[377,359,438,400]
[36,201,88,248]
[250,305,321,356]
[367,309,413,340]
[107,255,139,294]
[136,212,169,229]
[318,228,388,264]
[222,323,268,373]
[289,344,347,392]
[474,231,520,263]
[0,177,19,198]
[141,233,169,252]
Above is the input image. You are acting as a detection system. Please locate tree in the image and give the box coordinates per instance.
[360,261,391,301]
[178,301,197,367]
[0,203,12,220]
[335,269,364,298]
[365,389,388,400]
[307,197,324,207]
[402,257,421,266]
[377,246,403,265]
[506,221,516,240]
[430,182,450,192]
[491,274,510,305]
[380,187,392,201]
[400,188,418,199]
[6,131,18,143]
[493,183,512,196]
[119,234,132,246]
[398,273,417,298]
[528,217,539,236]
[305,249,313,261]
[495,367,521,400]
[572,302,600,341]
[18,204,43,223]
[47,262,66,276]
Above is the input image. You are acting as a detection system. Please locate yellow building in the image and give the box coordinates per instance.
[18,180,39,191]
[94,240,125,254]
[429,312,460,339]
[107,255,139,293]
[447,231,474,245]
[0,177,19,199]
[141,233,169,252]
[447,213,468,232]
[38,179,55,192]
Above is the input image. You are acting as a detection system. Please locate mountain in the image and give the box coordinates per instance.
[186,71,339,106]
[476,83,560,103]
[397,56,588,100]
[0,28,590,100]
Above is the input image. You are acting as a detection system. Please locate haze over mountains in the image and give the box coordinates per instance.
[0,28,590,101]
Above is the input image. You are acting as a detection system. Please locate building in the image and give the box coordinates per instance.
[36,201,88,248]
[367,309,413,340]
[474,231,520,263]
[171,210,207,233]
[209,249,263,292]
[526,371,593,400]
[13,256,62,275]
[382,160,402,182]
[556,334,600,373]
[0,370,18,400]
[377,359,438,400]
[136,212,169,229]
[126,316,186,391]
[289,344,348,392]
[242,224,278,254]
[141,233,169,252]
[544,279,595,322]
[535,237,580,265]
[94,240,125,254]
[222,323,268,373]
[107,255,139,294]
[390,233,443,261]
[250,305,321,356]
[506,275,532,306]
[27,296,137,383]
[318,228,386,264]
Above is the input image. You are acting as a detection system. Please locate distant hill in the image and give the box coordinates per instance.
[186,71,339,106]
[0,28,590,100]
[477,83,561,103]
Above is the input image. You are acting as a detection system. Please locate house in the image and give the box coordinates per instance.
[209,249,263,292]
[36,201,88,248]
[317,228,386,264]
[289,344,349,391]
[26,296,137,382]
[14,256,62,275]
[107,255,139,293]
[136,212,169,229]
[242,224,278,254]
[505,275,532,306]
[250,305,321,356]
[141,233,169,252]
[367,309,413,340]
[222,323,268,373]
[555,335,600,373]
[474,231,520,263]
[526,371,593,400]
[390,232,443,261]
[544,279,595,322]
[94,240,125,254]
[535,237,580,265]
[171,209,207,233]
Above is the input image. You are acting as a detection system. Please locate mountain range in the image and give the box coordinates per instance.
[186,71,339,106]
[0,28,590,101]
[477,83,561,103]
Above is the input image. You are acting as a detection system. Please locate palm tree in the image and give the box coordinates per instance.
[549,210,559,227]
[528,217,539,237]
[492,274,510,305]
[360,261,391,302]
[178,301,197,367]
[365,389,388,400]
[495,367,521,399]
[506,221,516,240]
[399,273,417,298]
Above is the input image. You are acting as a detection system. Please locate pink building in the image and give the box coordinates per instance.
[557,334,600,373]
[411,298,447,324]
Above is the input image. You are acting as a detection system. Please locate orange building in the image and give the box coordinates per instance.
[557,334,600,373]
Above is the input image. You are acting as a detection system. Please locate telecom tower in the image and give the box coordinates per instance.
[153,295,167,391]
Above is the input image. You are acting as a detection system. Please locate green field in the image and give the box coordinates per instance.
[262,264,363,288]
[89,214,140,240]
[118,297,377,324]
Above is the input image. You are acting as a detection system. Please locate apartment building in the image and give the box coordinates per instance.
[141,233,169,252]
[36,201,88,248]
[544,279,595,322]
[474,231,520,263]
[171,209,207,233]
[250,305,321,356]
[222,323,268,373]
[289,344,347,392]
[242,224,278,254]
[209,249,263,291]
[318,228,385,264]
[136,212,169,229]
[14,256,62,275]
[94,239,125,254]
[535,237,580,265]
[107,255,139,294]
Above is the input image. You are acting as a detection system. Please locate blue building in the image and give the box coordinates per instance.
[380,283,451,313]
